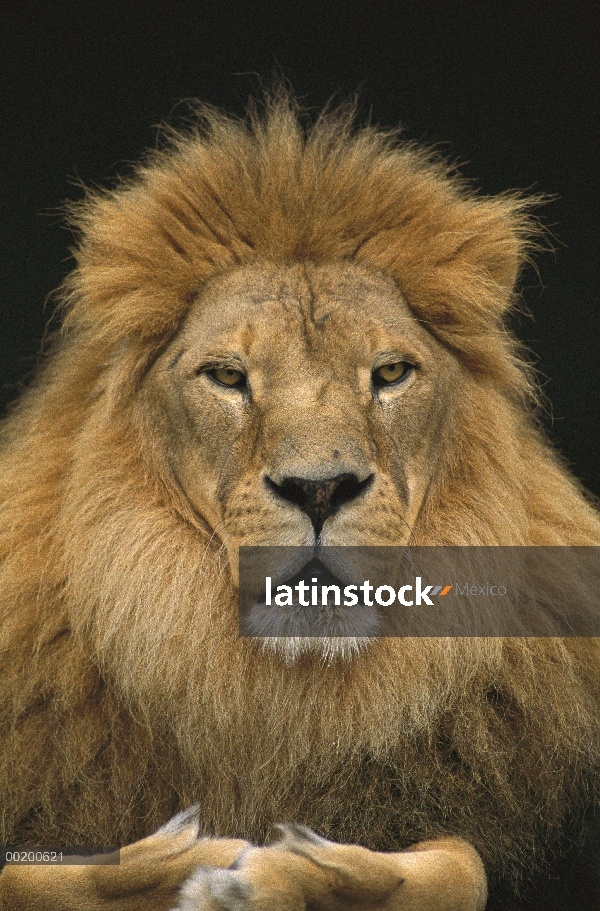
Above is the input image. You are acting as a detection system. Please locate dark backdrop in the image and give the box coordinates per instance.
[2,0,599,495]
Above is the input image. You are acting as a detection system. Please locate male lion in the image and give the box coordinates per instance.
[0,96,599,911]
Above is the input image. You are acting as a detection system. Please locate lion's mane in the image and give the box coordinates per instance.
[0,96,599,899]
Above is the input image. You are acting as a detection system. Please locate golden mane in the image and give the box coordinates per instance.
[0,96,599,903]
[62,95,539,380]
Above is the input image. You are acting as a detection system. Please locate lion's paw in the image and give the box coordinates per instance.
[174,841,309,911]
[174,824,487,911]
[175,865,258,911]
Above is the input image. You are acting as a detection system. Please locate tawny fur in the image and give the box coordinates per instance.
[0,95,598,901]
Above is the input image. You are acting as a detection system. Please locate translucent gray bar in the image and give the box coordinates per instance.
[0,848,120,865]
[238,546,600,637]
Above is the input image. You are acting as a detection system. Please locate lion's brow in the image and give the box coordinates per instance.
[168,348,185,370]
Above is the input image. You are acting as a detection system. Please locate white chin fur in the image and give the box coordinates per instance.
[256,636,371,664]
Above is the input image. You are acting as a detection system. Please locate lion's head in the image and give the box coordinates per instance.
[1,96,599,890]
[138,259,464,657]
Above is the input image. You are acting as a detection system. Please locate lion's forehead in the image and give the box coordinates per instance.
[178,261,426,360]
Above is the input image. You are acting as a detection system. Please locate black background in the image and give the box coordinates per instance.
[2,0,599,495]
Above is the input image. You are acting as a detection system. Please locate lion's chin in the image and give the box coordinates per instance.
[242,597,379,663]
[239,555,383,655]
[254,634,372,664]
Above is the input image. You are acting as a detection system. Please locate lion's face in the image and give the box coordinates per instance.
[140,261,461,655]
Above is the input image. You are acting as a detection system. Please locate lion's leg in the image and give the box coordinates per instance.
[177,825,488,911]
[0,809,248,911]
[0,814,486,911]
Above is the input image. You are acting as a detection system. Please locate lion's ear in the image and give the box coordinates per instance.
[449,194,538,305]
[358,185,541,333]
[359,192,543,385]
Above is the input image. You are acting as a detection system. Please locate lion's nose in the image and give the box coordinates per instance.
[265,472,373,537]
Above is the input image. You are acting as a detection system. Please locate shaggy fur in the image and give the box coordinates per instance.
[0,95,599,907]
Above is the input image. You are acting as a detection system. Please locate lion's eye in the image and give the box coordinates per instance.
[207,366,247,389]
[372,362,412,387]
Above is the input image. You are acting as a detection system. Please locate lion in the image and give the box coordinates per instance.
[0,94,599,911]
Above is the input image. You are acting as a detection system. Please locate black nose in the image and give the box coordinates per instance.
[266,473,373,537]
